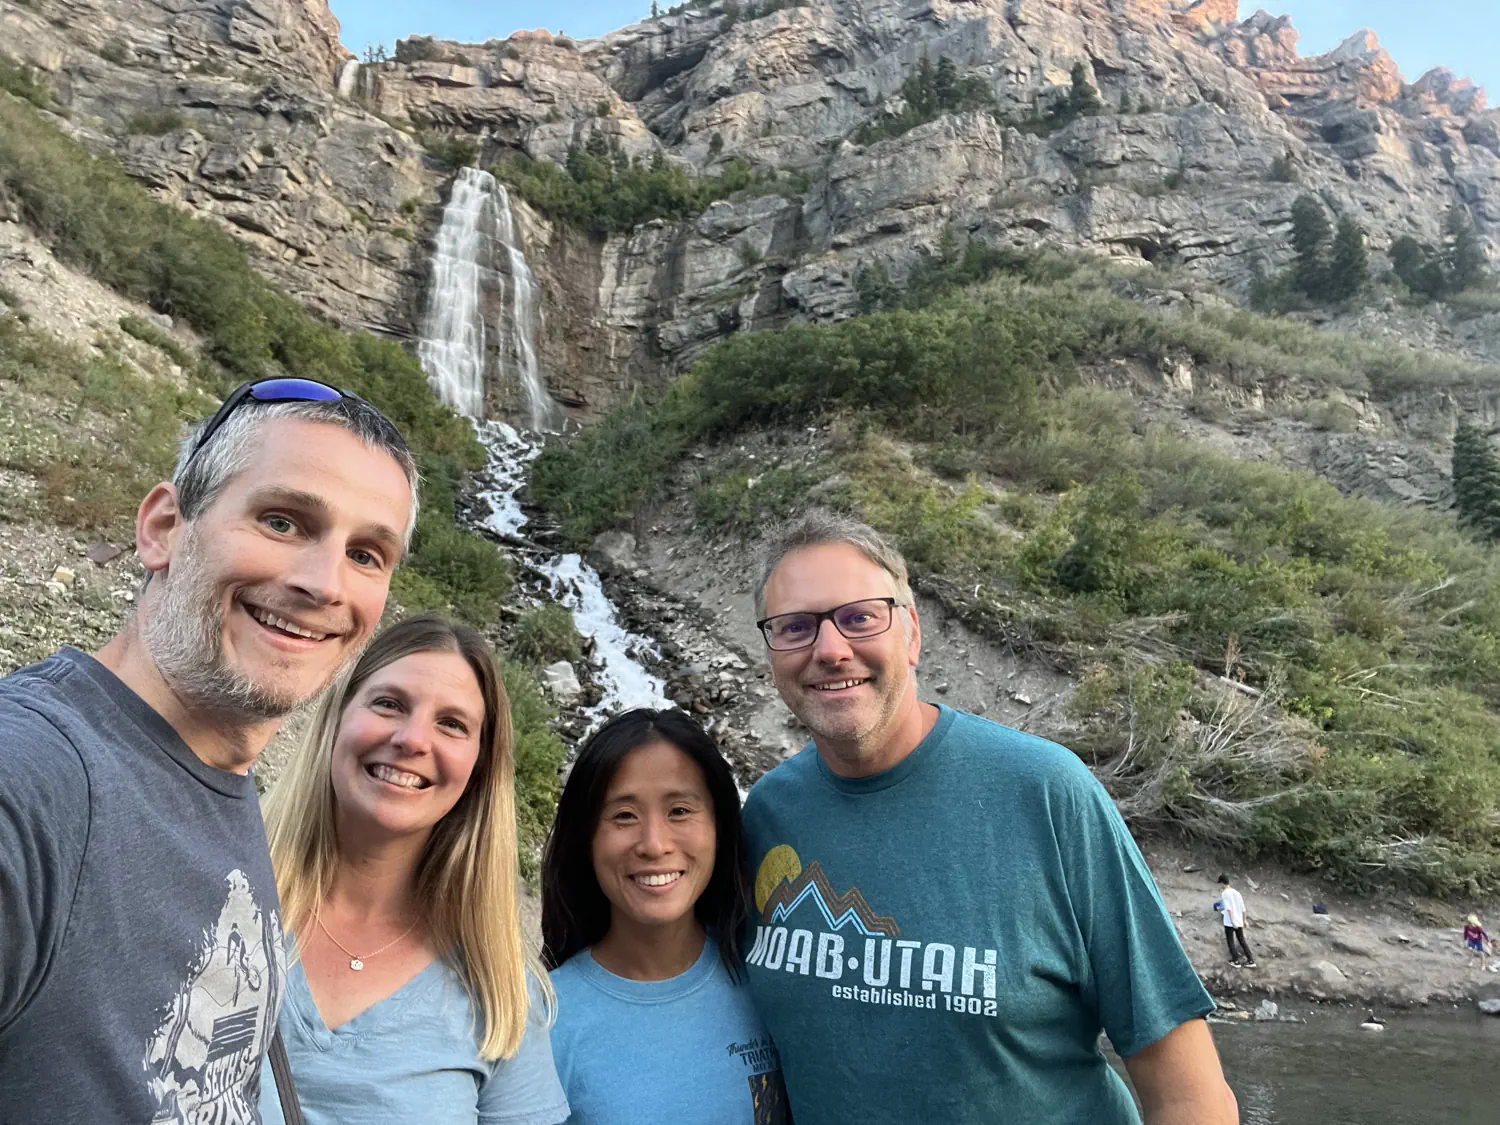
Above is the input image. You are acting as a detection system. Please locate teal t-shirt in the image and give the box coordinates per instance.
[549,938,790,1124]
[741,705,1214,1124]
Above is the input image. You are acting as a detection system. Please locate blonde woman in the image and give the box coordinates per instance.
[259,615,567,1125]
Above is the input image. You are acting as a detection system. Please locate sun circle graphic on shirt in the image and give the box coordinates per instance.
[755,845,803,913]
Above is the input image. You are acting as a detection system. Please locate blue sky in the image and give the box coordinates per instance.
[329,2,1498,98]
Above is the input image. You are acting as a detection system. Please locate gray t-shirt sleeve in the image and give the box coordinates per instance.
[477,979,569,1125]
[0,702,89,1034]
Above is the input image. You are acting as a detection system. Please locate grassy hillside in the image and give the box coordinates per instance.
[532,251,1500,896]
[0,79,564,857]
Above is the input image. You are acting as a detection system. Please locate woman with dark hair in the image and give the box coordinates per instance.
[542,708,790,1125]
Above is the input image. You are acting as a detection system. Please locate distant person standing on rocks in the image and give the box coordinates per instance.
[1216,875,1256,968]
[1463,914,1491,968]
[0,379,417,1124]
[741,510,1238,1125]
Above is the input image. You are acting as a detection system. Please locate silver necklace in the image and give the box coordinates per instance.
[314,911,420,971]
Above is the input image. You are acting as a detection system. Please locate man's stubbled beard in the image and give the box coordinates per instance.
[141,521,362,721]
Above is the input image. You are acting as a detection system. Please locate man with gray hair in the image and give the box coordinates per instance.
[740,510,1238,1124]
[0,378,418,1123]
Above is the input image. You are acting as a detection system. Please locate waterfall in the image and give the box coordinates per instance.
[493,182,559,432]
[417,167,562,430]
[335,60,360,99]
[416,171,668,720]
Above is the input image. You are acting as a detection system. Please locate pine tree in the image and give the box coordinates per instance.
[1443,203,1487,294]
[935,55,958,110]
[651,0,659,17]
[1390,236,1430,294]
[1453,418,1500,540]
[855,261,897,313]
[910,52,936,116]
[1069,62,1101,117]
[937,226,959,268]
[1289,194,1331,299]
[1326,217,1368,301]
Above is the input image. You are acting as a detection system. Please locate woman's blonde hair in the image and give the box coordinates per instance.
[263,614,552,1059]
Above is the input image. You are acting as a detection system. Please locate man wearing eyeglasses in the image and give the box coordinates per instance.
[0,379,418,1123]
[740,510,1238,1124]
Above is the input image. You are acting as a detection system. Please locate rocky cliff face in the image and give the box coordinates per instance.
[0,0,439,334]
[4,0,1498,420]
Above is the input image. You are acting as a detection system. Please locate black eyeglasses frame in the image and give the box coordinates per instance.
[756,597,905,651]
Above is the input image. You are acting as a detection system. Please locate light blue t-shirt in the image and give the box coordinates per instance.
[741,705,1215,1125]
[259,957,568,1125]
[549,938,790,1125]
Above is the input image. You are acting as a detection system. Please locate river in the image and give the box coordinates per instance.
[1110,1009,1499,1123]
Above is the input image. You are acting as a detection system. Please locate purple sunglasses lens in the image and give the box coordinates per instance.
[247,378,343,402]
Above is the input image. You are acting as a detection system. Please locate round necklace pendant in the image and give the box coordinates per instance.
[349,958,365,971]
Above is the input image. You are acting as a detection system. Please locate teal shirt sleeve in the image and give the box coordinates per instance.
[1058,770,1215,1057]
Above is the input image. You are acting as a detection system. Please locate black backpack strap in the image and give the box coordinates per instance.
[268,1028,307,1125]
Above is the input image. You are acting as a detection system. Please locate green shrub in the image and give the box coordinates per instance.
[421,131,477,169]
[1268,154,1297,183]
[395,37,437,63]
[510,603,583,666]
[695,463,819,531]
[505,659,568,873]
[118,314,195,368]
[125,109,185,136]
[494,137,802,234]
[0,53,55,111]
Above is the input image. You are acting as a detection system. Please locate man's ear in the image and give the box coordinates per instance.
[905,604,921,667]
[136,483,183,575]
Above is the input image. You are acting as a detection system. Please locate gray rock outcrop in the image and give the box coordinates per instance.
[3,0,1497,422]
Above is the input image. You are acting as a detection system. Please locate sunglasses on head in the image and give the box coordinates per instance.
[187,378,363,463]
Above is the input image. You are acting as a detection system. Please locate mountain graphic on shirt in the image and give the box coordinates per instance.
[754,846,901,938]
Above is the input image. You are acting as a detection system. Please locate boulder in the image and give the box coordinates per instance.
[590,531,639,573]
[1290,959,1348,998]
[541,660,583,704]
[1254,998,1279,1022]
[1478,999,1500,1016]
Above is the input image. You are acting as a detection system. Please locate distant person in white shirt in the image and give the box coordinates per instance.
[1216,874,1256,967]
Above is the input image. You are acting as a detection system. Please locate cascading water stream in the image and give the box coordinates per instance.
[417,170,670,719]
[335,60,360,100]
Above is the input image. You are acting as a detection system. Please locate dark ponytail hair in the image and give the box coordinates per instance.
[541,708,749,979]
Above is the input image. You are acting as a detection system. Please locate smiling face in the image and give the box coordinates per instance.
[591,739,717,934]
[329,649,487,841]
[763,541,922,771]
[141,418,412,719]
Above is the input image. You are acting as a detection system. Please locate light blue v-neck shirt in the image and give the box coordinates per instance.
[260,958,568,1125]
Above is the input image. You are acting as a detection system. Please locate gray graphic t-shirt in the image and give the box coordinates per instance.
[0,647,284,1124]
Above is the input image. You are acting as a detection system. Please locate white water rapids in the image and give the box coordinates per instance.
[417,172,670,720]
